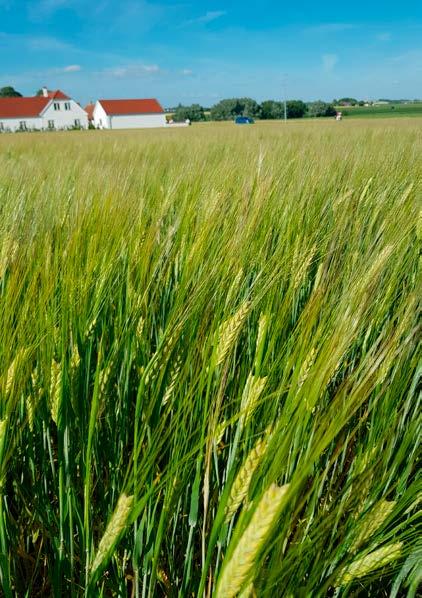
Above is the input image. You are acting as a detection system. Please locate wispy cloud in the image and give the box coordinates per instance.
[183,10,226,27]
[62,64,81,72]
[0,32,73,51]
[28,36,74,51]
[390,49,422,65]
[376,32,392,42]
[28,0,75,20]
[180,68,193,76]
[100,63,162,78]
[306,23,356,34]
[322,53,339,73]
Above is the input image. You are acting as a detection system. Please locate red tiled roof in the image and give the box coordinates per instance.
[98,98,164,115]
[84,103,95,120]
[46,90,70,100]
[0,97,50,118]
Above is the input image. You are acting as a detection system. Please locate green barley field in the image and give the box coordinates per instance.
[0,119,420,597]
[337,102,422,119]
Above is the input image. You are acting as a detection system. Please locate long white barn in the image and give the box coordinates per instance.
[92,98,167,129]
[0,88,88,132]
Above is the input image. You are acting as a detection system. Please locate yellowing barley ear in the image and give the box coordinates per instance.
[50,359,62,425]
[4,349,26,396]
[216,301,250,368]
[84,318,97,340]
[225,268,244,305]
[240,374,267,429]
[99,363,112,397]
[216,483,289,598]
[90,493,134,578]
[239,582,256,598]
[293,244,316,290]
[0,417,7,447]
[358,177,374,203]
[0,417,7,491]
[351,500,395,552]
[297,347,316,389]
[214,419,228,446]
[162,355,182,407]
[26,396,35,433]
[225,436,268,522]
[70,345,81,372]
[0,235,18,280]
[255,313,268,356]
[416,209,422,241]
[336,542,402,586]
[136,316,144,342]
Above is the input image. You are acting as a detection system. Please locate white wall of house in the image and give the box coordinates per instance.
[0,117,43,132]
[0,99,88,132]
[93,102,167,129]
[110,113,167,129]
[93,102,111,129]
[42,100,88,129]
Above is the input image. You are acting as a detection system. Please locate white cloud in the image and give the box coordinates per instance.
[181,69,193,76]
[62,64,81,72]
[101,64,161,78]
[184,10,226,26]
[322,54,339,73]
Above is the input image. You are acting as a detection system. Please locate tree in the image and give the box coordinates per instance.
[286,100,307,119]
[210,98,260,121]
[308,100,337,118]
[173,104,206,122]
[324,104,337,117]
[0,86,22,97]
[35,89,44,96]
[260,100,285,120]
[242,98,260,118]
[210,99,240,120]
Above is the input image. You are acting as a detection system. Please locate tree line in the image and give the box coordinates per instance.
[172,98,337,122]
[0,86,337,122]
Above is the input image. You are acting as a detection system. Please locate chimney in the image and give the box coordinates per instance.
[42,86,48,97]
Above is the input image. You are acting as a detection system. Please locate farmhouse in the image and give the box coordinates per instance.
[93,98,167,129]
[0,88,88,132]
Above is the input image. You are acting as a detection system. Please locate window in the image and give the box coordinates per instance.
[48,120,55,129]
[74,119,81,128]
[0,122,4,131]
[19,121,27,130]
[64,102,71,111]
[54,103,60,111]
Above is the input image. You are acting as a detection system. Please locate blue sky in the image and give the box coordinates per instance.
[1,1,422,106]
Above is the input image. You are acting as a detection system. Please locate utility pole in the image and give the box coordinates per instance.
[283,73,287,122]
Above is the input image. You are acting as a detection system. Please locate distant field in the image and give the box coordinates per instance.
[0,119,420,597]
[337,102,422,118]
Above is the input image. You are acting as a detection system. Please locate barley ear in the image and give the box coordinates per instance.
[336,542,403,586]
[216,301,250,368]
[240,374,267,429]
[225,436,268,522]
[216,483,289,598]
[238,582,256,598]
[351,499,396,552]
[90,493,134,579]
[50,359,62,425]
[0,417,7,491]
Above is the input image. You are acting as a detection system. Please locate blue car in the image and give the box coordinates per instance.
[235,116,254,124]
